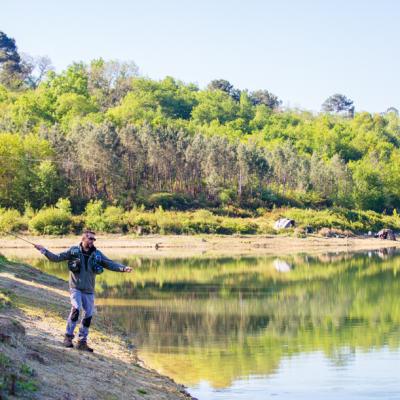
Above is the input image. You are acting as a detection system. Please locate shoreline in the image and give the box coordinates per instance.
[0,234,399,258]
[0,256,193,400]
[1,235,399,398]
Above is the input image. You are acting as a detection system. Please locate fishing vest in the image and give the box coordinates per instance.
[70,245,104,274]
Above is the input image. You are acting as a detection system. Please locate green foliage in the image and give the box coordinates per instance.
[0,35,400,216]
[84,200,126,232]
[0,289,12,308]
[147,192,191,210]
[1,204,399,236]
[29,206,72,234]
[103,206,126,233]
[192,89,239,125]
[55,198,72,214]
[0,208,26,233]
[0,132,56,210]
[84,200,107,231]
[125,209,158,234]
[0,352,38,397]
[280,207,400,232]
[107,76,197,126]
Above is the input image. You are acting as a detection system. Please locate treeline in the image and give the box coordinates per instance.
[0,31,400,218]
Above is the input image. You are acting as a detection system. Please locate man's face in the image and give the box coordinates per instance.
[82,233,96,248]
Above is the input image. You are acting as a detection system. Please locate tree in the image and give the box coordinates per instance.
[0,31,25,88]
[385,107,399,116]
[237,142,269,200]
[22,54,54,88]
[322,94,354,117]
[88,58,139,108]
[204,136,236,198]
[207,79,241,101]
[0,133,55,209]
[351,158,385,211]
[270,143,309,192]
[249,90,281,110]
[108,77,198,125]
[192,89,239,125]
[69,122,125,202]
[44,62,89,97]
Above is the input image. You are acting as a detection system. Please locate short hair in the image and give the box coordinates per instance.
[82,229,96,236]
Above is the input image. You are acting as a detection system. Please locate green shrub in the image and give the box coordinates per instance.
[181,210,219,234]
[212,206,254,218]
[0,209,26,233]
[29,207,72,234]
[84,201,127,233]
[55,198,72,214]
[103,206,126,233]
[147,192,191,210]
[125,210,159,234]
[84,200,107,232]
[70,214,85,234]
[158,216,183,234]
[218,189,236,206]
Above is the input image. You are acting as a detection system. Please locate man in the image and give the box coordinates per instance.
[34,230,132,352]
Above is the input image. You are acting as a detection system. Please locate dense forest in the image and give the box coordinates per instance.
[1,31,400,234]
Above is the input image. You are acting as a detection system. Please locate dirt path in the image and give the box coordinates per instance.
[0,234,399,259]
[0,258,193,400]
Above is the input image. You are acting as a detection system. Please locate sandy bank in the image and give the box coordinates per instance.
[0,234,399,259]
[0,258,193,400]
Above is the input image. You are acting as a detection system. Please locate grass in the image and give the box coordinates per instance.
[0,290,11,309]
[0,353,38,397]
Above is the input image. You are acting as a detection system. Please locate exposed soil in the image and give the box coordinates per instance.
[0,258,193,400]
[0,234,399,259]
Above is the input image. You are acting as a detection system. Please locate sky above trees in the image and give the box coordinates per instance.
[1,0,399,113]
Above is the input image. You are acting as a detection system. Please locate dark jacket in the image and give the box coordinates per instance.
[43,243,126,294]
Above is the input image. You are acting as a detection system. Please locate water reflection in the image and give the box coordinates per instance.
[6,248,400,398]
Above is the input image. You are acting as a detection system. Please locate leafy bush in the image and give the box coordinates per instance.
[70,215,85,234]
[84,200,107,232]
[181,210,219,234]
[29,207,72,234]
[55,198,72,214]
[0,209,26,233]
[84,201,126,232]
[212,206,254,218]
[125,210,159,234]
[218,189,236,206]
[147,192,192,210]
[157,215,183,234]
[103,206,126,233]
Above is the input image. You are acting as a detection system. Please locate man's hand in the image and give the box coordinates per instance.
[123,266,133,273]
[34,244,46,253]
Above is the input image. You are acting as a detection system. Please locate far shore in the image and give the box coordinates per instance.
[0,233,399,258]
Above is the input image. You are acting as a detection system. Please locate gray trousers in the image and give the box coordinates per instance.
[66,288,95,341]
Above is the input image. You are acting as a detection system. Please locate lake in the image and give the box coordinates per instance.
[5,246,400,400]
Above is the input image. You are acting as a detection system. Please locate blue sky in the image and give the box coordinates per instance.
[2,0,399,112]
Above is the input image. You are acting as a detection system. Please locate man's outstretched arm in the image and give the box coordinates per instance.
[99,252,132,273]
[34,244,72,262]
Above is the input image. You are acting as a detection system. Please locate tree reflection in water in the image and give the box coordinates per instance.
[17,248,400,388]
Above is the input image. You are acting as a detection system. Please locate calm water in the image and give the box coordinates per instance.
[5,247,400,400]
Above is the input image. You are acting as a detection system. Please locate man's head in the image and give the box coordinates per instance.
[82,230,96,249]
